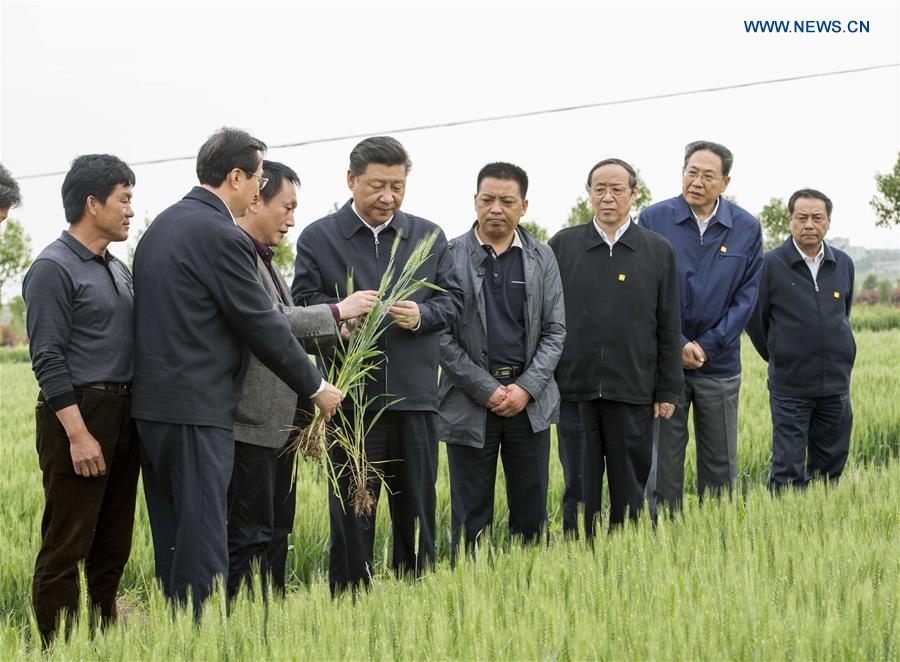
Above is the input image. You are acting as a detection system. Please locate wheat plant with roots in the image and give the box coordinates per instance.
[293,230,443,516]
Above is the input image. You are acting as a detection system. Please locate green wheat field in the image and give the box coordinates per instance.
[1,323,898,659]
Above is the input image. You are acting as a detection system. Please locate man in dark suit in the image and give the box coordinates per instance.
[747,189,856,490]
[292,136,463,594]
[132,128,342,616]
[228,160,377,600]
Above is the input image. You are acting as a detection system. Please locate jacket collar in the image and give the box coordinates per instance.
[582,218,640,252]
[336,199,409,240]
[185,186,235,222]
[781,236,835,266]
[674,194,733,229]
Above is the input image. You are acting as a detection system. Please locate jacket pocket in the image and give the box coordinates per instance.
[437,386,483,446]
[529,379,560,429]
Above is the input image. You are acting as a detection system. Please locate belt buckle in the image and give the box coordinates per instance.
[494,367,512,379]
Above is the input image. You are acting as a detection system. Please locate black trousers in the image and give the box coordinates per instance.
[769,392,852,491]
[135,420,233,617]
[557,400,587,535]
[328,410,438,594]
[32,390,140,644]
[578,399,654,537]
[447,410,550,558]
[227,438,297,599]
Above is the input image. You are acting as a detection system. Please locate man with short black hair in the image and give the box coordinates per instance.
[0,162,22,223]
[227,160,377,599]
[747,189,855,490]
[551,158,682,535]
[133,128,342,615]
[293,136,463,594]
[24,154,139,643]
[640,140,763,510]
[439,162,565,557]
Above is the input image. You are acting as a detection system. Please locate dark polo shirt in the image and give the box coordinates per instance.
[476,228,526,368]
[23,231,134,411]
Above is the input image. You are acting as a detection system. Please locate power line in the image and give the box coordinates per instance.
[17,62,898,180]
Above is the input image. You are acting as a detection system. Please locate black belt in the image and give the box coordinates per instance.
[82,382,132,395]
[489,365,523,379]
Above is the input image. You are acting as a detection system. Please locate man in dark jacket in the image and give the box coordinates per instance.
[747,189,855,490]
[550,158,682,536]
[439,162,565,557]
[639,140,763,509]
[132,128,342,616]
[292,136,463,594]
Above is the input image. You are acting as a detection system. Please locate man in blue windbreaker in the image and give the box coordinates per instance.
[639,140,762,510]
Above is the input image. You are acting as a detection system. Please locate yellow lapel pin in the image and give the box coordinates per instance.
[834,291,840,299]
[618,274,626,282]
[720,245,727,253]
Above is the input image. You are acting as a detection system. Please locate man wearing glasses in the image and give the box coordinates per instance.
[132,128,342,616]
[550,158,682,535]
[639,141,763,511]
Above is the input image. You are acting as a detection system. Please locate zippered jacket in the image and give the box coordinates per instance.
[292,200,463,411]
[438,225,566,448]
[746,238,856,397]
[639,195,763,378]
[549,222,683,406]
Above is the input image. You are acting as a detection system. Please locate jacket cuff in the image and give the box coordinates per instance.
[47,390,77,412]
[654,391,683,407]
[474,379,501,406]
[694,334,719,361]
[515,375,540,400]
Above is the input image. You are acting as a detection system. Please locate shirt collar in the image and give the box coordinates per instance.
[792,238,825,264]
[239,227,275,263]
[473,225,523,252]
[58,230,112,263]
[675,195,734,229]
[592,217,631,245]
[692,197,720,225]
[206,188,237,224]
[352,202,394,234]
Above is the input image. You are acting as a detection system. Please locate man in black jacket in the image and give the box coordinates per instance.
[132,128,342,615]
[293,136,463,594]
[550,158,682,536]
[747,189,855,491]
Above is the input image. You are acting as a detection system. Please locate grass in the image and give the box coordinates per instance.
[0,329,897,659]
[849,303,900,332]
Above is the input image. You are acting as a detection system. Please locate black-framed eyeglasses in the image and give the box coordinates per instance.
[243,170,269,190]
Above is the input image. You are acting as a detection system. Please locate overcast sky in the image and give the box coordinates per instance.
[1,0,898,296]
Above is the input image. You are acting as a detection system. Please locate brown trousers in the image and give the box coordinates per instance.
[32,389,140,644]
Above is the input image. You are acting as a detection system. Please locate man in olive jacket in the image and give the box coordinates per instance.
[439,162,565,557]
[550,158,682,536]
